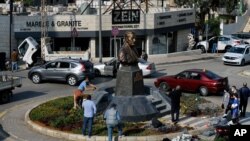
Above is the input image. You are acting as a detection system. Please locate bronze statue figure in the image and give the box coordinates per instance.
[118,31,139,66]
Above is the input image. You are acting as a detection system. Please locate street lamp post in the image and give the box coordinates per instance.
[9,0,13,57]
[98,0,102,63]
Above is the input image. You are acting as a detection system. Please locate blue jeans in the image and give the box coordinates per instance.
[212,44,217,53]
[107,124,122,141]
[82,117,93,137]
[12,61,18,72]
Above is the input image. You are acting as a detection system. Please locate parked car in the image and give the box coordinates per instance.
[222,44,250,66]
[28,58,95,86]
[196,35,243,53]
[94,58,156,77]
[154,69,228,96]
[231,33,250,44]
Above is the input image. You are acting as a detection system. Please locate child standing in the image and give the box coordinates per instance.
[229,93,240,125]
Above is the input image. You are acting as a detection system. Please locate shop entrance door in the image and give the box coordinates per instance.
[110,37,122,57]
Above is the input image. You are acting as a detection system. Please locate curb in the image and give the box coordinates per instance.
[155,56,217,66]
[24,101,212,141]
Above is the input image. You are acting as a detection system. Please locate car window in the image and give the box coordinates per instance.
[46,62,58,68]
[58,62,70,68]
[246,48,249,54]
[178,71,190,79]
[107,58,116,65]
[190,72,200,80]
[204,70,221,80]
[219,37,229,41]
[228,47,245,54]
[71,63,77,68]
[138,58,147,63]
[231,36,240,40]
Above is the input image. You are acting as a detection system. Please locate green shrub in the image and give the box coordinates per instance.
[180,94,208,116]
[29,96,195,136]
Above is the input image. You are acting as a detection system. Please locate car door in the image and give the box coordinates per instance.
[175,71,190,91]
[104,59,116,76]
[244,47,250,63]
[43,62,58,79]
[217,36,228,51]
[56,62,70,80]
[188,72,202,92]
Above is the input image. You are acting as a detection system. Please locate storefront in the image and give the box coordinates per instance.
[11,8,195,59]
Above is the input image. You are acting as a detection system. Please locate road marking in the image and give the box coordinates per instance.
[0,111,6,118]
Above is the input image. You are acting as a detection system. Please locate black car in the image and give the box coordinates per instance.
[28,58,95,86]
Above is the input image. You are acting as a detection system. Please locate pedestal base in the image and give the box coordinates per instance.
[116,65,144,96]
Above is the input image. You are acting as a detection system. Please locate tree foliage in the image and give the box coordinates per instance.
[174,0,239,36]
[225,0,238,14]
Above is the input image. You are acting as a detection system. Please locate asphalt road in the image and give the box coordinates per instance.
[0,56,250,141]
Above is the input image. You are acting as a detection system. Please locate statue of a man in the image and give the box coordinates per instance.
[118,31,139,66]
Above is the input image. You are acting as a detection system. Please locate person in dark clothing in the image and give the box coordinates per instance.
[168,85,182,123]
[141,50,148,61]
[239,82,250,117]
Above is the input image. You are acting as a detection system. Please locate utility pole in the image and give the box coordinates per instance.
[99,0,102,63]
[41,0,48,61]
[9,0,13,57]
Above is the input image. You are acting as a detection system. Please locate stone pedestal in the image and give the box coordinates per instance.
[110,96,158,122]
[115,65,144,96]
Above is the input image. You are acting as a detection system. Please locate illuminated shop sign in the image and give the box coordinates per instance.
[112,9,140,24]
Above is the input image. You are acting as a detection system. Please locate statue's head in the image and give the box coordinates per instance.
[124,31,136,47]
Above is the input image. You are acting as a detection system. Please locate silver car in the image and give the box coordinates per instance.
[94,58,156,77]
[222,44,250,66]
[28,58,95,86]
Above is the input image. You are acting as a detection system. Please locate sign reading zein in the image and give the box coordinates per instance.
[112,9,140,24]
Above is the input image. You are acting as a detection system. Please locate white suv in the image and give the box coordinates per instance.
[196,35,243,53]
[222,44,250,66]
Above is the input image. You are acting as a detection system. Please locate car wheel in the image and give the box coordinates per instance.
[240,59,245,66]
[94,69,101,76]
[225,46,231,52]
[199,86,208,96]
[31,73,41,84]
[67,75,77,86]
[159,82,170,92]
[200,46,206,53]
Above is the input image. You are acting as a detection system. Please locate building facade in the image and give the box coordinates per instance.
[0,7,195,59]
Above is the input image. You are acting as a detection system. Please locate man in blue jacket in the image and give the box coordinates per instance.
[239,82,250,117]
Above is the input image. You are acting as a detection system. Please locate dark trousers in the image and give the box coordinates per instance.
[239,100,248,117]
[225,105,231,114]
[82,117,93,137]
[171,106,180,122]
